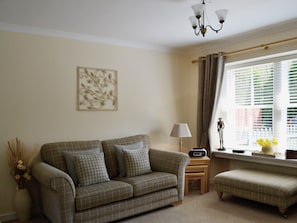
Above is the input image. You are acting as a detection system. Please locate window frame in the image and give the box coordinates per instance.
[223,51,297,153]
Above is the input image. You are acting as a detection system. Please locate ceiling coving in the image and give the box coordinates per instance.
[0,0,297,53]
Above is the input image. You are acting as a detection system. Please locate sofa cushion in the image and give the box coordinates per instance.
[114,141,144,177]
[63,148,101,185]
[75,153,110,186]
[102,135,151,178]
[123,147,152,177]
[40,140,102,172]
[115,172,177,197]
[75,180,133,211]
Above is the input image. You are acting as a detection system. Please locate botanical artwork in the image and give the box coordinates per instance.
[77,67,118,111]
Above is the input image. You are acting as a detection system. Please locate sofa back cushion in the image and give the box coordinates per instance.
[102,134,151,178]
[40,140,103,173]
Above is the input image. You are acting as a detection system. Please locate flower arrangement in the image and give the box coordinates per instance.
[7,138,31,190]
[256,137,278,147]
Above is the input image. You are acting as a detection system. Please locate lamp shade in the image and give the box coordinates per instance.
[189,16,198,28]
[191,3,204,18]
[215,9,228,23]
[170,123,192,138]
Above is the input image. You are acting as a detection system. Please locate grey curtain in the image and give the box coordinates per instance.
[196,53,226,156]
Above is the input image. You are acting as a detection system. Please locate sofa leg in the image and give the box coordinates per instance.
[172,201,182,206]
[278,207,288,218]
[216,191,223,201]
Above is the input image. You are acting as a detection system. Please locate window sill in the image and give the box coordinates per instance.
[212,149,297,168]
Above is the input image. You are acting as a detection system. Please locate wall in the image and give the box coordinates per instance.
[2,19,297,220]
[0,31,191,219]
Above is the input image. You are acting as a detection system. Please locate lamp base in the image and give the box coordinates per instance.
[179,138,183,152]
[218,147,225,151]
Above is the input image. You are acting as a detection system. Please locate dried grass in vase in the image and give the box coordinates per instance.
[7,138,31,190]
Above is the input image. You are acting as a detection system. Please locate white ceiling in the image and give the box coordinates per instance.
[1,0,297,53]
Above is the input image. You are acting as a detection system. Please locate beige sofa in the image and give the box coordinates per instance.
[32,134,189,223]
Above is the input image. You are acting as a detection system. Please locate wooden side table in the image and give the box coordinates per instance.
[185,156,210,195]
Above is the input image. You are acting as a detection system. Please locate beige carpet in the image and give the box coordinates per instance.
[119,187,297,223]
[8,187,297,223]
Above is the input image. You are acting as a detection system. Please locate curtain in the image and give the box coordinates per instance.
[196,53,226,156]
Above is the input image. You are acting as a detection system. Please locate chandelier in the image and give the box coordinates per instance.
[189,0,228,37]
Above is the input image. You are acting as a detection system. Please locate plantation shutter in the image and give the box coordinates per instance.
[232,63,274,147]
[287,59,297,149]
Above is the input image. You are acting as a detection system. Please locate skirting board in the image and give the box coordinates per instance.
[0,212,17,222]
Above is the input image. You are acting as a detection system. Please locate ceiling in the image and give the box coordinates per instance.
[1,0,297,53]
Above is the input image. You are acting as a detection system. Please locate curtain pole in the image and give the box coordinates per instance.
[191,36,297,64]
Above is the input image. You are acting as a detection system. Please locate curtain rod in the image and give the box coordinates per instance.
[191,36,297,64]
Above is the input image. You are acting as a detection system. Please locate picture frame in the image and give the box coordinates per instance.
[77,66,118,111]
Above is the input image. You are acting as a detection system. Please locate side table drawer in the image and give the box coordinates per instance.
[186,165,208,173]
[189,157,209,165]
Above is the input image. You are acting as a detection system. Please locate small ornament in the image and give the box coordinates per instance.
[217,117,225,151]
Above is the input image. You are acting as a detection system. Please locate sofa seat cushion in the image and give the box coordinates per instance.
[114,171,177,197]
[215,169,297,197]
[75,180,133,211]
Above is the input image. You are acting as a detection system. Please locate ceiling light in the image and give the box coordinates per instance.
[189,0,228,37]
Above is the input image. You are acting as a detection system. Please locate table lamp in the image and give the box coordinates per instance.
[170,123,192,152]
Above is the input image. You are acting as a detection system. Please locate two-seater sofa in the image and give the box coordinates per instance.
[32,134,189,223]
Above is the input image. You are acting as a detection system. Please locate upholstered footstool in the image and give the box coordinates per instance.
[214,168,297,217]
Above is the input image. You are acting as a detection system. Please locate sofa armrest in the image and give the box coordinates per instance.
[32,161,76,197]
[149,149,189,174]
[32,161,76,223]
[149,149,190,201]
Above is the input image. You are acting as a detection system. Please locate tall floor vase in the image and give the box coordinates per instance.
[14,188,32,222]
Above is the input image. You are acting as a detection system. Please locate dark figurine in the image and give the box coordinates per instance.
[217,117,225,151]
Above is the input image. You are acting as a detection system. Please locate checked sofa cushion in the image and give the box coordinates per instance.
[75,180,133,211]
[114,141,144,177]
[63,148,102,185]
[115,171,177,197]
[123,147,152,177]
[75,153,110,186]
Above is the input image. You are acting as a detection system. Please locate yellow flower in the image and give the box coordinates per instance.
[256,138,278,147]
[271,138,278,146]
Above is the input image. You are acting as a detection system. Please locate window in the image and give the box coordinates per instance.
[224,54,297,152]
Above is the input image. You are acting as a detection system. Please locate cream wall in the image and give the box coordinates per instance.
[0,31,192,218]
[2,22,297,220]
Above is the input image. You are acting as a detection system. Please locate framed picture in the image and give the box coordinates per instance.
[77,66,118,111]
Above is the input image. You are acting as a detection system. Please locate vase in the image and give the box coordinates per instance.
[14,188,32,222]
[261,146,273,154]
